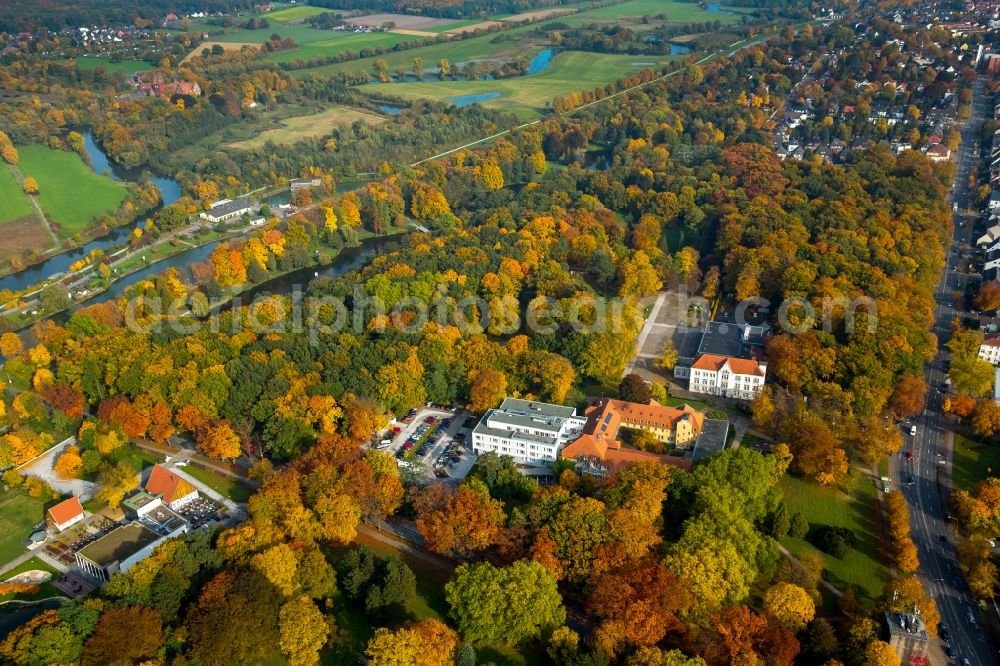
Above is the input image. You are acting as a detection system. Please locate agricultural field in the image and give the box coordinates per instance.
[263,4,330,22]
[780,470,890,606]
[225,105,386,150]
[16,145,128,238]
[289,23,544,79]
[72,56,151,74]
[262,31,413,64]
[366,51,678,120]
[182,41,260,62]
[571,0,746,22]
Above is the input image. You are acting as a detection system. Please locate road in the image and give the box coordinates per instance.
[894,76,997,666]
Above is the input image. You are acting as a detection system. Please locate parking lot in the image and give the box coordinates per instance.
[377,406,479,483]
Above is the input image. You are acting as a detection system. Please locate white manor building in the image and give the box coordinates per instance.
[688,354,768,400]
[471,398,586,465]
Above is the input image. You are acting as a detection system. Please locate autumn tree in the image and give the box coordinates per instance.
[864,641,900,666]
[54,446,83,479]
[0,332,23,358]
[278,596,329,666]
[197,420,242,459]
[762,582,815,631]
[22,177,38,195]
[468,369,507,413]
[974,281,1000,312]
[971,399,1000,437]
[413,483,505,555]
[82,605,163,666]
[481,159,504,191]
[366,619,458,666]
[446,560,565,647]
[619,373,652,403]
[888,374,926,419]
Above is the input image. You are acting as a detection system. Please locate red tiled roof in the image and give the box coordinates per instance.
[47,496,83,527]
[582,398,704,439]
[690,353,765,377]
[983,334,1000,348]
[145,464,197,504]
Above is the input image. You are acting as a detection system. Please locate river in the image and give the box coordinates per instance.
[0,132,183,295]
[0,598,63,639]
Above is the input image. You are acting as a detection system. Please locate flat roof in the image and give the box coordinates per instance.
[140,505,187,535]
[121,490,159,513]
[473,417,559,446]
[76,522,160,567]
[205,198,253,217]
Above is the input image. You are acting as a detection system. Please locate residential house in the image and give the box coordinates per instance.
[579,398,705,448]
[145,464,199,510]
[924,143,951,162]
[47,496,85,533]
[559,433,693,478]
[979,334,1000,364]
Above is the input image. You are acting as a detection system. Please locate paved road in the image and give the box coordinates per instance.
[894,77,997,666]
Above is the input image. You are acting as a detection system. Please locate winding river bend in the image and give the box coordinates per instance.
[0,133,183,294]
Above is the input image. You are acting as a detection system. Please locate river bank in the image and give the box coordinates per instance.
[0,131,184,294]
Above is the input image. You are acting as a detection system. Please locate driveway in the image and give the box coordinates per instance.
[18,439,98,500]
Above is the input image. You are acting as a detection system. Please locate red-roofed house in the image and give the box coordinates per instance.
[145,464,198,510]
[560,432,693,478]
[980,334,1000,364]
[925,143,951,162]
[47,496,85,532]
[689,353,767,400]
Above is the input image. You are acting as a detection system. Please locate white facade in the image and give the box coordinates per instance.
[688,357,767,400]
[471,398,586,466]
[980,338,1000,364]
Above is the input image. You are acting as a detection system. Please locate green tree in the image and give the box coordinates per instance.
[445,560,565,647]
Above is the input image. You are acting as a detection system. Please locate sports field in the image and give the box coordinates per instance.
[0,165,32,222]
[367,51,677,120]
[17,145,128,236]
[264,4,329,22]
[226,106,386,149]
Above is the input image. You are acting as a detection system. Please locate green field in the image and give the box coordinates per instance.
[0,165,32,223]
[366,51,678,120]
[780,470,890,606]
[570,0,745,22]
[289,22,543,78]
[226,105,385,149]
[74,57,151,74]
[953,434,1000,492]
[263,31,414,64]
[429,19,483,32]
[183,464,253,503]
[264,4,330,22]
[16,145,127,235]
[0,489,48,565]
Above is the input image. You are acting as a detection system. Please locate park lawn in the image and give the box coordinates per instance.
[262,31,414,64]
[182,464,253,503]
[0,557,61,602]
[664,396,712,411]
[73,57,151,74]
[952,434,1000,492]
[16,145,127,236]
[780,470,891,606]
[0,164,32,222]
[364,51,678,120]
[0,489,48,565]
[264,4,329,22]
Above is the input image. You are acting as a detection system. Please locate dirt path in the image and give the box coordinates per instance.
[9,164,58,248]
